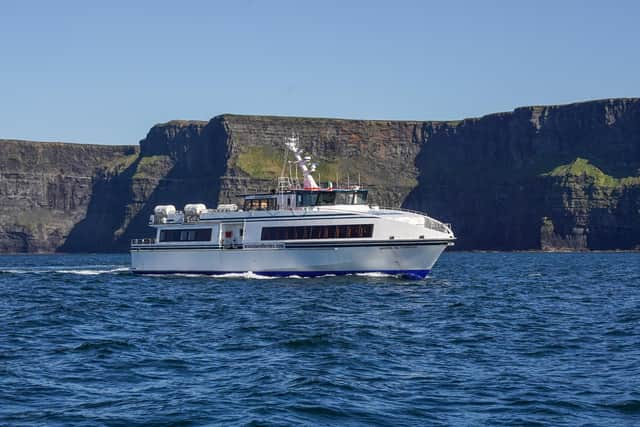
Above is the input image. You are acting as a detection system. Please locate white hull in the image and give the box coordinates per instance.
[131,241,448,279]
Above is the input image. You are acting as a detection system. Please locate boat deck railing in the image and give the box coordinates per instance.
[148,205,453,237]
[424,217,453,235]
[377,206,453,235]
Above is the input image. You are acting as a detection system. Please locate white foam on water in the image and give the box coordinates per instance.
[354,272,396,278]
[209,272,278,280]
[1,266,130,275]
[166,273,212,278]
[0,269,31,274]
[56,267,130,276]
[147,271,325,280]
[144,271,277,280]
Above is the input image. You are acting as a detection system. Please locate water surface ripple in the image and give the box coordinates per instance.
[1,253,639,426]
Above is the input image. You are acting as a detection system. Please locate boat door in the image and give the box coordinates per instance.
[220,223,244,248]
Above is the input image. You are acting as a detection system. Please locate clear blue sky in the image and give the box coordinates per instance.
[1,0,638,145]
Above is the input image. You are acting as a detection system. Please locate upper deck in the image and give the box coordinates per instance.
[149,189,373,226]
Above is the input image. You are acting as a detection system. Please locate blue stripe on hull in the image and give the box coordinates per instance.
[132,269,431,280]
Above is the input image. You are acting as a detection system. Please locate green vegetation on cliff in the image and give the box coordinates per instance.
[104,153,138,175]
[234,145,340,184]
[133,155,174,179]
[545,158,640,187]
[235,146,284,179]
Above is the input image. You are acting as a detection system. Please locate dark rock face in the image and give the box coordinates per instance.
[404,98,640,250]
[0,98,638,252]
[0,140,138,252]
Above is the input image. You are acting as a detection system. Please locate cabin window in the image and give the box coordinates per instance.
[160,228,212,242]
[335,192,353,205]
[297,192,318,207]
[261,224,373,240]
[243,198,277,211]
[317,192,336,205]
[353,191,368,204]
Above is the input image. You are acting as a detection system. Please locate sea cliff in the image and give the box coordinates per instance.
[1,98,638,252]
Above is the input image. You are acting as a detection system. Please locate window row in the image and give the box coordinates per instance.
[296,190,368,207]
[160,228,212,242]
[261,224,374,241]
[244,198,277,211]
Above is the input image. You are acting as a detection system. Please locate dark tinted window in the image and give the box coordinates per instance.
[299,192,318,206]
[316,192,336,205]
[296,190,368,206]
[261,224,373,240]
[243,198,277,211]
[335,192,353,205]
[160,228,212,242]
[353,191,368,204]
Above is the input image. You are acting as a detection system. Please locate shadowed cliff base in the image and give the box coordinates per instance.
[0,98,638,252]
[59,156,142,252]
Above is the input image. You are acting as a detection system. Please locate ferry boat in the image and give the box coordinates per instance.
[130,136,455,278]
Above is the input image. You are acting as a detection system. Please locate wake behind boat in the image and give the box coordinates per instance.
[130,136,455,278]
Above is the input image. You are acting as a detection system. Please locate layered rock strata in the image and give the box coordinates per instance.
[0,98,638,252]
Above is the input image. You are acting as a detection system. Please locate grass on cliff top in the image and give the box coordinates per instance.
[545,158,640,187]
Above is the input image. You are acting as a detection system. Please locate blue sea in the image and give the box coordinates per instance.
[1,252,639,426]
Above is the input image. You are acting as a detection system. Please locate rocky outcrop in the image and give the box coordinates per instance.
[0,98,638,252]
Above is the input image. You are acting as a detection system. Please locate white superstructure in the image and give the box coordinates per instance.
[131,136,455,279]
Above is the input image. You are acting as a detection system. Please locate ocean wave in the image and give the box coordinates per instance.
[0,269,31,274]
[603,399,640,414]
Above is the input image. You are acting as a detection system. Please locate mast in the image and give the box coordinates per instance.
[284,135,319,190]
